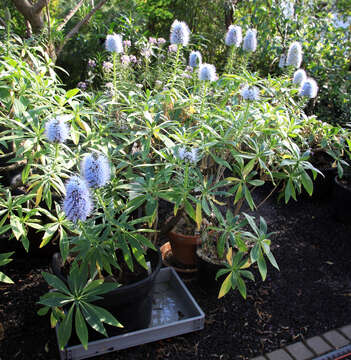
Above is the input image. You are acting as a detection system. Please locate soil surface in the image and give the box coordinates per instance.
[0,185,350,360]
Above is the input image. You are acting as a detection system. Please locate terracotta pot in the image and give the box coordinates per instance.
[167,231,201,265]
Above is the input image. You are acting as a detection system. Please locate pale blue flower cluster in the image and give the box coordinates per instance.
[157,38,166,45]
[176,147,198,164]
[63,176,93,223]
[81,153,110,189]
[87,59,96,68]
[168,44,178,53]
[77,81,87,90]
[198,63,217,82]
[286,41,302,68]
[225,25,242,47]
[293,69,307,85]
[241,85,260,101]
[105,34,123,53]
[45,117,69,144]
[170,20,190,46]
[299,78,318,98]
[123,40,131,48]
[281,1,294,19]
[189,51,202,68]
[102,61,113,71]
[243,29,257,52]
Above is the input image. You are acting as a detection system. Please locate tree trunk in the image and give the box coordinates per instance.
[11,0,48,33]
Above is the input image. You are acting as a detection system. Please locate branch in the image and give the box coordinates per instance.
[11,0,33,18]
[33,0,50,14]
[11,0,47,33]
[26,20,32,38]
[159,208,184,236]
[57,0,85,31]
[0,17,6,28]
[56,0,109,57]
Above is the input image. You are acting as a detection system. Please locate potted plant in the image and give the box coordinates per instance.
[156,145,229,267]
[296,117,351,200]
[38,152,162,350]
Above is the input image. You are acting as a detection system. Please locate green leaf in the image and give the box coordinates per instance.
[244,186,255,210]
[218,273,232,299]
[0,271,13,284]
[0,251,14,265]
[237,276,247,299]
[266,251,279,270]
[88,304,123,328]
[250,243,260,263]
[301,171,313,196]
[234,183,243,204]
[81,303,107,337]
[38,292,72,307]
[240,270,254,281]
[41,272,71,295]
[40,224,59,248]
[75,307,89,350]
[66,88,79,98]
[259,217,267,234]
[59,229,69,263]
[195,202,202,231]
[58,305,74,350]
[37,306,49,316]
[10,216,25,241]
[118,237,133,271]
[257,255,267,281]
[244,213,258,235]
[248,179,265,186]
[215,268,231,280]
[243,159,256,178]
[217,233,227,259]
[184,200,196,222]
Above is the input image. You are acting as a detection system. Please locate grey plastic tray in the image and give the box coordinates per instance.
[57,267,205,360]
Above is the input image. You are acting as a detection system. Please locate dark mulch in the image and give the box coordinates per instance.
[0,186,350,360]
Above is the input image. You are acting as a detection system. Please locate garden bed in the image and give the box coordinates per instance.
[0,187,350,360]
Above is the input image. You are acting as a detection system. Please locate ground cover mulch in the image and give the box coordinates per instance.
[0,186,350,360]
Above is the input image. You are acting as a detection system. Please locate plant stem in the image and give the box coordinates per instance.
[200,81,209,115]
[113,52,118,103]
[170,45,182,90]
[226,46,235,73]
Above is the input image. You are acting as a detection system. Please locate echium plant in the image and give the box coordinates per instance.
[225,25,242,72]
[169,19,191,89]
[105,33,124,102]
[38,149,155,349]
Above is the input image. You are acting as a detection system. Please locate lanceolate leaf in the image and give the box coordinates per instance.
[58,305,74,350]
[80,303,107,337]
[41,272,71,295]
[218,273,232,299]
[0,271,13,284]
[75,307,89,350]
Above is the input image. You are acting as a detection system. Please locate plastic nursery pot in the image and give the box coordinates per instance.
[306,167,337,201]
[167,231,201,266]
[333,175,351,223]
[195,248,225,293]
[52,248,162,337]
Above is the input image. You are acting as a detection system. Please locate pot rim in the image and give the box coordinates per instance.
[52,248,162,293]
[168,230,201,241]
[335,175,351,192]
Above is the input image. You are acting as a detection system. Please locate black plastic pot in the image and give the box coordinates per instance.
[195,249,224,293]
[52,248,162,337]
[311,167,337,201]
[333,175,351,223]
